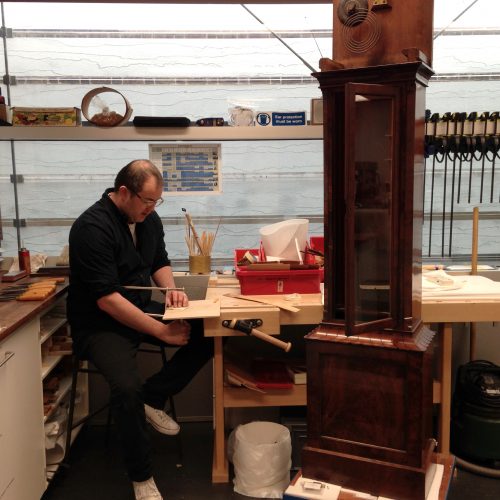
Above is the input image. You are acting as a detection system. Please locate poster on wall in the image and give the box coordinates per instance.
[149,143,221,194]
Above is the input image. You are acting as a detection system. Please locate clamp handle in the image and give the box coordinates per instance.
[222,319,292,352]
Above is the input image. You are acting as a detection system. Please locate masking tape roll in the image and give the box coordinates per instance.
[81,86,133,127]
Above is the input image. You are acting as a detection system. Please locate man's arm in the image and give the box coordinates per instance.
[97,291,189,345]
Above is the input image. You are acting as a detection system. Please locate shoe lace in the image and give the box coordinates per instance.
[152,408,174,425]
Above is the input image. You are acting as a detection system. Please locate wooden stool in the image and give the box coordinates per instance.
[63,345,183,467]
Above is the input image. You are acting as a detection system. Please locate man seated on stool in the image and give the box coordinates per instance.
[67,159,213,500]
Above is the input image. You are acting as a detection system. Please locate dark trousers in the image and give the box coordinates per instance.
[71,305,213,482]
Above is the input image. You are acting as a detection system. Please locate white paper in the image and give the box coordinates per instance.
[260,218,308,262]
[423,273,500,298]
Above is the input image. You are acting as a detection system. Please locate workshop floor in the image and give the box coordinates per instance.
[42,422,500,500]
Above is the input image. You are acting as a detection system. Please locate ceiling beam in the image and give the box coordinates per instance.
[0,1,331,3]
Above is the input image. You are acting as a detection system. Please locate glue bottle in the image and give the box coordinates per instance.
[18,243,31,274]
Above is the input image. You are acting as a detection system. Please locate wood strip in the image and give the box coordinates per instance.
[227,294,300,312]
[124,285,183,292]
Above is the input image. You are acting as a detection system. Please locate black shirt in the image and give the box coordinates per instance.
[67,188,170,334]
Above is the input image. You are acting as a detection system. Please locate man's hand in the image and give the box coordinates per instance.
[167,289,189,308]
[156,319,191,345]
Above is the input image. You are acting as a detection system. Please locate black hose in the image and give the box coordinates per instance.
[455,455,500,478]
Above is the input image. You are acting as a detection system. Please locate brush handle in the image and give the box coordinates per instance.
[185,213,205,255]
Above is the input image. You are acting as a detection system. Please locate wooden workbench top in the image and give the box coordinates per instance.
[0,278,68,343]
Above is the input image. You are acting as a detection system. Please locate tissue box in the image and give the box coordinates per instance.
[12,107,81,126]
[234,248,321,295]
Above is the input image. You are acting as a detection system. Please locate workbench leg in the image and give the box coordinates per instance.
[212,336,229,483]
[438,322,452,456]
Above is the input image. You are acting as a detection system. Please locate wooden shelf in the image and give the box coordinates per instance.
[0,124,323,142]
[40,316,67,344]
[43,375,72,423]
[223,384,306,407]
[41,353,64,380]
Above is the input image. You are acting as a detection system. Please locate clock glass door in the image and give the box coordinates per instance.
[343,83,400,335]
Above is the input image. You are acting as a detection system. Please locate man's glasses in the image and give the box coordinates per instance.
[132,191,164,207]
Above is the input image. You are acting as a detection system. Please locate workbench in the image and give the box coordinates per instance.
[422,291,500,457]
[204,277,321,483]
[205,275,500,483]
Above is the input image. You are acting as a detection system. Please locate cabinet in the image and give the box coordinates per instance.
[0,318,45,500]
[0,284,87,498]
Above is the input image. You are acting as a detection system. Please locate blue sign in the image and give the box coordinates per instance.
[256,111,306,126]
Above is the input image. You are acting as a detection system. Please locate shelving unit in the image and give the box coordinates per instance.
[38,293,88,486]
[0,286,77,500]
[0,124,323,141]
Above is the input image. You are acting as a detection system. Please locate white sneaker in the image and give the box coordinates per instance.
[144,403,180,435]
[133,477,163,500]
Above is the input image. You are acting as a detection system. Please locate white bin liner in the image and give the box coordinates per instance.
[227,421,292,498]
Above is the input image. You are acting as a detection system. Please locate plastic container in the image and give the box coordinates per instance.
[309,235,324,255]
[227,421,292,498]
[234,248,321,295]
[189,255,211,274]
[305,236,325,282]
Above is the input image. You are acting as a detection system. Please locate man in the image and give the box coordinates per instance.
[67,159,213,500]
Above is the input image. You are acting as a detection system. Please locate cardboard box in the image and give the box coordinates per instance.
[12,107,81,126]
[284,470,341,499]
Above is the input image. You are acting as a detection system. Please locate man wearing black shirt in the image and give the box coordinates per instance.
[67,159,213,500]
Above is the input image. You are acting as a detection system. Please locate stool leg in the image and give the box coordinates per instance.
[104,401,113,446]
[62,356,80,466]
[161,346,183,466]
[168,395,183,467]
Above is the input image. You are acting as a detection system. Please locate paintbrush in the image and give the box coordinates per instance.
[181,208,205,255]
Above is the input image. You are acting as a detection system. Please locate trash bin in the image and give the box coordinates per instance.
[227,421,292,498]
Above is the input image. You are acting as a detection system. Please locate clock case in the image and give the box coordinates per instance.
[301,61,438,500]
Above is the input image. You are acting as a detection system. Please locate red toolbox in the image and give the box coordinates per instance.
[234,248,321,295]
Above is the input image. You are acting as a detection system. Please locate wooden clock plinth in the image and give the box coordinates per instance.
[302,324,437,500]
